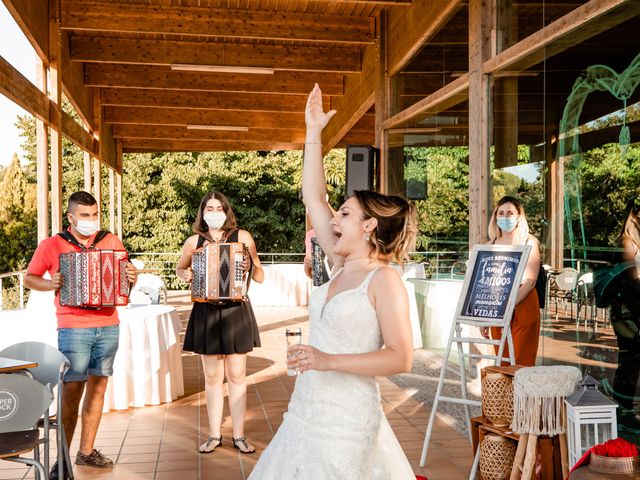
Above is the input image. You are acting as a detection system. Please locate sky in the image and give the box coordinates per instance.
[0,3,37,166]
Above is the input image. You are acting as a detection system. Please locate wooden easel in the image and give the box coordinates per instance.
[419,245,531,477]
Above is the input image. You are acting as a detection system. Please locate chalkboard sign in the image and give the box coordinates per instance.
[456,244,531,323]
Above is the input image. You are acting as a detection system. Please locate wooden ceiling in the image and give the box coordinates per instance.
[60,0,396,153]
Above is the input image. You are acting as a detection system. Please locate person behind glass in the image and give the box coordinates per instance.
[479,195,541,366]
[176,192,264,455]
[610,200,640,417]
[249,84,418,478]
[24,191,137,479]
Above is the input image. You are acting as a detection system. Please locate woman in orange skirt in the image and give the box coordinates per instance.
[480,196,541,366]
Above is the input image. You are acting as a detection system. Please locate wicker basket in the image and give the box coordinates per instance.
[589,453,640,474]
[482,372,514,427]
[479,435,517,480]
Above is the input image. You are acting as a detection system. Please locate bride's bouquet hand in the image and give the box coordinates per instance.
[305,84,336,133]
[287,344,329,373]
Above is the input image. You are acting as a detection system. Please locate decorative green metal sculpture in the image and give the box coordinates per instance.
[557,52,640,263]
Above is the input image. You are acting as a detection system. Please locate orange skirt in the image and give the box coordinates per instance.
[490,288,541,366]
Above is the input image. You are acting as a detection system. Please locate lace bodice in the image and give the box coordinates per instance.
[248,267,415,480]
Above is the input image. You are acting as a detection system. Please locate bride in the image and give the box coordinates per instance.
[248,84,418,479]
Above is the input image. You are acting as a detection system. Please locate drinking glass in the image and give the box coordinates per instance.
[285,328,302,376]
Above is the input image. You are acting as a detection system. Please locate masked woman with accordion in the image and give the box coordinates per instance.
[176,191,264,455]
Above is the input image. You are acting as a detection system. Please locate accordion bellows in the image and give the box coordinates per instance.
[191,242,248,303]
[59,250,130,308]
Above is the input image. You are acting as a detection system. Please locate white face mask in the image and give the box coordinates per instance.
[72,215,100,237]
[203,211,226,230]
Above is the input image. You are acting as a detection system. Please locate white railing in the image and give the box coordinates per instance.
[0,250,469,310]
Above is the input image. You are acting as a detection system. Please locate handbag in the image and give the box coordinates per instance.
[535,264,546,308]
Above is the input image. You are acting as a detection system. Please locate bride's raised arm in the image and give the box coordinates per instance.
[301,84,339,266]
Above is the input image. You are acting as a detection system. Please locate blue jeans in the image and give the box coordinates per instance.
[58,326,120,382]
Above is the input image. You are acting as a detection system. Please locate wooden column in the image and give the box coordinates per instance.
[83,152,92,192]
[108,168,115,233]
[93,158,101,218]
[116,172,123,239]
[116,139,123,238]
[49,0,63,232]
[468,0,494,249]
[550,151,564,269]
[492,0,518,170]
[374,11,404,196]
[35,59,49,242]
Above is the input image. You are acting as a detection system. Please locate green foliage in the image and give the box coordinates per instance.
[0,155,37,273]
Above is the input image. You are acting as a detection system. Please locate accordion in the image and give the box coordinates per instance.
[191,242,248,303]
[59,250,130,308]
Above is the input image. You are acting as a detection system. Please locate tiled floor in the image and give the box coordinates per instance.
[0,293,474,480]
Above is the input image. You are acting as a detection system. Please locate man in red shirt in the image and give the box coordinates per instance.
[25,191,137,479]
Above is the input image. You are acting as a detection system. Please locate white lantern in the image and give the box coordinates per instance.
[565,375,618,468]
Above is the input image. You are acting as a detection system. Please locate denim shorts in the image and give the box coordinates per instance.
[58,326,120,382]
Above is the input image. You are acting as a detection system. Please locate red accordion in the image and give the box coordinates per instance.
[191,242,248,303]
[59,250,130,308]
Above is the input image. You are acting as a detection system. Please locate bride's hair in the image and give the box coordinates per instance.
[352,190,418,264]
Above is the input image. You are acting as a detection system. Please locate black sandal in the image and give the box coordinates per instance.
[232,436,256,454]
[199,436,222,454]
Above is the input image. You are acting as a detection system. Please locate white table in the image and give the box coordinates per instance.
[0,290,184,411]
[105,305,184,410]
[249,263,311,307]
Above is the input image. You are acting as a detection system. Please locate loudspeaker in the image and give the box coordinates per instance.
[346,145,377,197]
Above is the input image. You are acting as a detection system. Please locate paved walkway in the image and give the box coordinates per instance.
[0,293,473,479]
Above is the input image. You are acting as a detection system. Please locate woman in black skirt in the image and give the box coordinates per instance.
[176,191,264,454]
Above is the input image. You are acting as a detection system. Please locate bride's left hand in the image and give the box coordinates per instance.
[287,344,330,373]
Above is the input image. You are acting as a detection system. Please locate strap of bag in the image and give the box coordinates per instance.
[57,230,109,250]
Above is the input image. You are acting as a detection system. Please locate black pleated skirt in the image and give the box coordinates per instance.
[183,299,261,355]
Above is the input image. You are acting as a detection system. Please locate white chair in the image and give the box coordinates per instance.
[549,267,579,321]
[130,273,168,304]
[0,342,72,480]
[0,373,54,479]
[575,272,599,332]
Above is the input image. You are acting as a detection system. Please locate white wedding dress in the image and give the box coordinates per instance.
[249,268,416,480]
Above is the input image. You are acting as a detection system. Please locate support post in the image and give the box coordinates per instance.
[35,59,49,242]
[49,0,63,233]
[116,172,123,239]
[93,158,101,218]
[468,0,494,249]
[83,152,92,193]
[109,168,115,233]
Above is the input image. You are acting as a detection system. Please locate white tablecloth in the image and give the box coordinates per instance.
[0,290,184,411]
[105,305,184,410]
[249,263,311,306]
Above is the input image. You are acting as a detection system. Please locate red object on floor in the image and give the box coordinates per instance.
[569,437,639,474]
[416,476,428,480]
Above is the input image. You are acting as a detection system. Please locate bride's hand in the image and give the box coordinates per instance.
[305,84,336,133]
[287,344,330,373]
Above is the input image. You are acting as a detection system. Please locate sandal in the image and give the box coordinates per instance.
[232,436,256,454]
[199,435,222,454]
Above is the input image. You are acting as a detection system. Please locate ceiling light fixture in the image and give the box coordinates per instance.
[171,64,275,75]
[187,125,249,132]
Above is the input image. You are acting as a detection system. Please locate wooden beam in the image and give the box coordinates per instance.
[108,167,115,233]
[0,54,97,155]
[483,0,640,74]
[83,151,91,192]
[383,74,469,129]
[85,65,345,96]
[387,0,464,76]
[113,125,308,143]
[0,54,50,123]
[70,37,362,74]
[105,107,306,130]
[123,139,301,153]
[322,45,377,153]
[61,0,375,44]
[61,30,93,129]
[2,0,49,61]
[100,88,327,113]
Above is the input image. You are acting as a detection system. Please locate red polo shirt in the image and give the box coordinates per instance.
[27,229,126,329]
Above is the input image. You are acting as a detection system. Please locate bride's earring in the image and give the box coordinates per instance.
[364,228,370,242]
